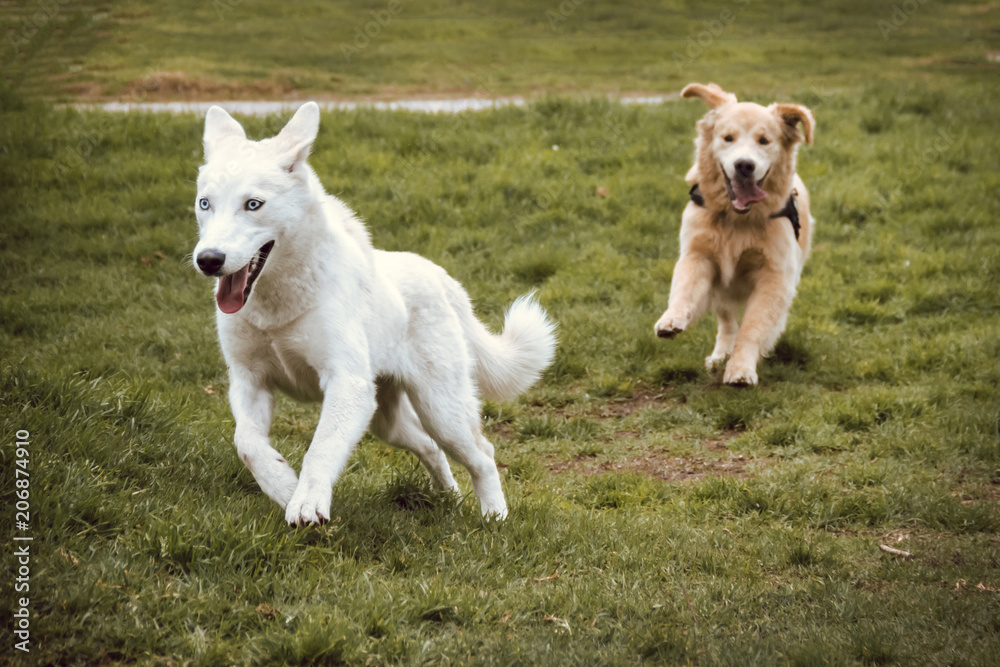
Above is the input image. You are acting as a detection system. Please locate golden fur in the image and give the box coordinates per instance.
[654,83,815,386]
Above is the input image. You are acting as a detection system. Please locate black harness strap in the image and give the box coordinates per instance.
[688,183,800,240]
[688,183,705,207]
[770,190,801,241]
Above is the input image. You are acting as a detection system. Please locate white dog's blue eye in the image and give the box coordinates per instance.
[245,199,264,211]
[198,198,210,210]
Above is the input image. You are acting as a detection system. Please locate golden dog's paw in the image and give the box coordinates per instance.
[723,362,758,387]
[705,352,729,371]
[655,311,691,339]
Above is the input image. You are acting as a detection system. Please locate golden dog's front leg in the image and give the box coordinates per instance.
[655,252,715,339]
[723,269,794,386]
[705,305,739,371]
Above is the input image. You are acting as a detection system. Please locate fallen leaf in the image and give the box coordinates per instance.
[257,604,279,618]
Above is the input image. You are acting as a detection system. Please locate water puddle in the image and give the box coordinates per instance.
[72,94,677,116]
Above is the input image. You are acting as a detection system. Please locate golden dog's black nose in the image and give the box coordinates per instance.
[735,159,756,178]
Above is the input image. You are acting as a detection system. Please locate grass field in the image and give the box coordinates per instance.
[2,0,998,101]
[2,1,1000,665]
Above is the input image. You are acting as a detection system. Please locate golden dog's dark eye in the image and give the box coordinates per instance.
[759,137,770,145]
[724,135,734,142]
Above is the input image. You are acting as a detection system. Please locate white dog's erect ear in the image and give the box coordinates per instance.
[771,103,815,145]
[681,83,737,110]
[203,106,246,159]
[275,101,320,172]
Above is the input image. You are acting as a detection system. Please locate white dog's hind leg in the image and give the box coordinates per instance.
[229,369,299,508]
[408,384,507,520]
[371,383,459,492]
[706,306,739,371]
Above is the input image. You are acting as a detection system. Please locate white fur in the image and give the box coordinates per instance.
[193,102,556,525]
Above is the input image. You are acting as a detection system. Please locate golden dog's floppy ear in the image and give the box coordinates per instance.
[681,83,737,109]
[684,164,699,185]
[771,103,815,145]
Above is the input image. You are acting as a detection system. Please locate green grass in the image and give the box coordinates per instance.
[3,81,999,665]
[2,1,1000,665]
[1,0,998,101]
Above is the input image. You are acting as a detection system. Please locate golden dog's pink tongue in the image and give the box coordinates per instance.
[732,180,768,210]
[216,264,250,314]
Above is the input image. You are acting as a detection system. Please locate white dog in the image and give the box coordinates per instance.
[193,102,556,525]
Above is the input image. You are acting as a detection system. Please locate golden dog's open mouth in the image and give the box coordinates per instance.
[723,169,768,214]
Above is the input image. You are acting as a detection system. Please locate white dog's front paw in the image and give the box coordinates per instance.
[723,361,758,387]
[284,480,332,527]
[257,458,299,508]
[240,450,299,508]
[480,500,509,521]
[655,310,691,339]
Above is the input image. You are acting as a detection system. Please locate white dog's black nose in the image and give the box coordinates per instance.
[196,249,226,276]
[735,159,756,179]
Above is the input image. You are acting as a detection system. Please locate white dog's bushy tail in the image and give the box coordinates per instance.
[461,293,557,401]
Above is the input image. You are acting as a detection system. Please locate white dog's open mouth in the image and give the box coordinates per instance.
[723,170,768,214]
[216,241,275,314]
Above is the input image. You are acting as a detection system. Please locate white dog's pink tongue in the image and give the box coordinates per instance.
[732,180,768,210]
[216,265,250,314]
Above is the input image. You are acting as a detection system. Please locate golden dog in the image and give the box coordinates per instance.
[654,83,815,386]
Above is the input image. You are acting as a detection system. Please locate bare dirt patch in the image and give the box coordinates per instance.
[488,420,514,443]
[120,72,297,102]
[540,386,676,421]
[58,81,107,98]
[588,388,674,419]
[65,72,300,102]
[548,432,757,483]
[497,387,762,483]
